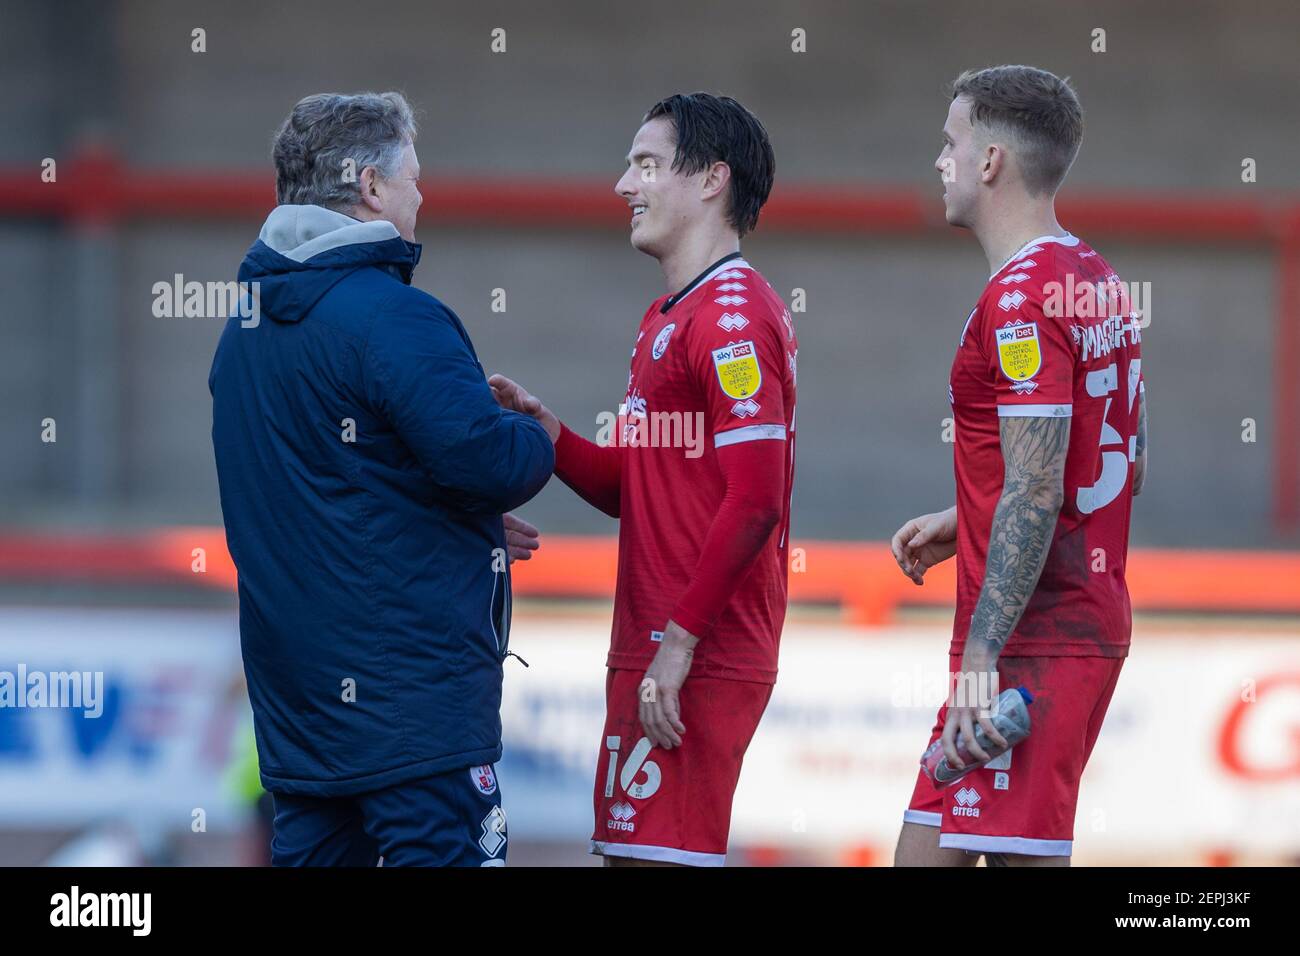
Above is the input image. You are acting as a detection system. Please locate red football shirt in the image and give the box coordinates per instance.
[949,233,1143,658]
[598,255,798,683]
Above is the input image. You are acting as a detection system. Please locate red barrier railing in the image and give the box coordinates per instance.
[4,530,1299,626]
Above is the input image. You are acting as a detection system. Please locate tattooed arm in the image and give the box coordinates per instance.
[1132,391,1147,496]
[964,413,1070,663]
[941,412,1069,768]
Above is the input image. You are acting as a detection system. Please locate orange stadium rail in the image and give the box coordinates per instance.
[1,144,1297,527]
[4,530,1300,626]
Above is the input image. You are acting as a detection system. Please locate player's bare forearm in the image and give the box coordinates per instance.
[1132,390,1147,496]
[639,620,698,749]
[964,414,1070,666]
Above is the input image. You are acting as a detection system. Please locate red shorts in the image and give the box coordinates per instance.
[905,653,1124,857]
[590,667,772,866]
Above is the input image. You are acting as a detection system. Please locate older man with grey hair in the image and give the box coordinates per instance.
[209,91,554,866]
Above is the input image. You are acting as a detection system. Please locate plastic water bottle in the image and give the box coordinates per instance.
[920,686,1034,787]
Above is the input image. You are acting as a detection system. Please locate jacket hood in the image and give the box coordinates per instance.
[238,204,423,323]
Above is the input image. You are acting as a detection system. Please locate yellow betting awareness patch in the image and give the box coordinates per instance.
[712,340,762,399]
[995,322,1042,381]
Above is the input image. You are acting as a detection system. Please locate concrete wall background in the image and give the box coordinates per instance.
[1,0,1296,546]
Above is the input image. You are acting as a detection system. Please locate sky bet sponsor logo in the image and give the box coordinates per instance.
[50,886,151,936]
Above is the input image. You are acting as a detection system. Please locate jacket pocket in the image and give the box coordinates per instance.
[488,560,511,659]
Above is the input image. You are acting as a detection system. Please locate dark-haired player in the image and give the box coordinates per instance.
[891,66,1146,866]
[490,93,796,866]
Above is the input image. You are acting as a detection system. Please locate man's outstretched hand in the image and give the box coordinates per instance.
[489,374,560,443]
[503,513,540,563]
[890,506,958,586]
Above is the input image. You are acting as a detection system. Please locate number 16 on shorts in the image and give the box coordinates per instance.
[605,736,662,801]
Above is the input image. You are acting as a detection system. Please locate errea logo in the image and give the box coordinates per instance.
[952,787,982,817]
[997,290,1027,312]
[607,800,637,830]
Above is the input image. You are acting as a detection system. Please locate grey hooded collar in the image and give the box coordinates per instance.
[258,204,403,263]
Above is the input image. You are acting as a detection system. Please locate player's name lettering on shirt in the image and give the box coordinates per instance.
[1071,313,1143,363]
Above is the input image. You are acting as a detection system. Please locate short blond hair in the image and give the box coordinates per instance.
[952,66,1083,196]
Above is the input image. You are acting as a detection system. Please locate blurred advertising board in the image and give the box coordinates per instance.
[1,610,1295,859]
